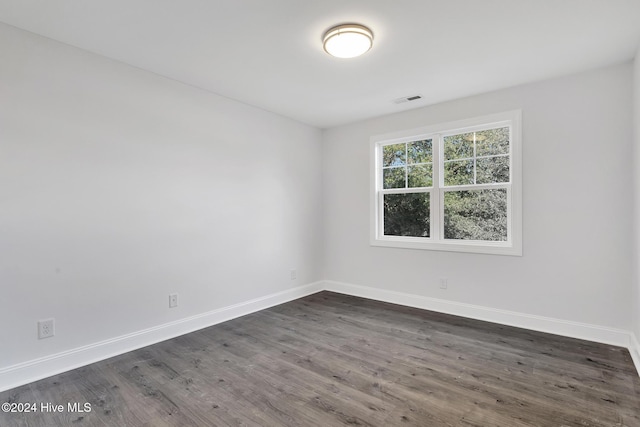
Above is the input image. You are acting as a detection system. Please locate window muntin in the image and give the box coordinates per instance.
[443,127,510,187]
[371,111,521,256]
[382,139,433,189]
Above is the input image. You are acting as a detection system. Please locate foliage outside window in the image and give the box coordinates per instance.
[370,111,522,256]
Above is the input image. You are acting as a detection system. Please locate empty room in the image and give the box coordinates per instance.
[2,1,640,426]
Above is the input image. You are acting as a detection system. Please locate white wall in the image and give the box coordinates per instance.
[323,63,634,331]
[0,23,323,369]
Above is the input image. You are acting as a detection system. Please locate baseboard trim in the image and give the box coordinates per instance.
[0,282,324,393]
[323,280,632,348]
[630,333,640,374]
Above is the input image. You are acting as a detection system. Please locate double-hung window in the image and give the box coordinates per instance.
[370,110,522,256]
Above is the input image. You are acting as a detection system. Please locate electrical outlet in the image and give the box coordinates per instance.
[169,294,178,308]
[439,278,448,289]
[290,269,297,280]
[38,318,55,339]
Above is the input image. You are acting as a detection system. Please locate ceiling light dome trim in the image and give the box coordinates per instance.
[323,24,373,59]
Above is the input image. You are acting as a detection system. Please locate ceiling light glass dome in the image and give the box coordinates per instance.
[323,24,373,59]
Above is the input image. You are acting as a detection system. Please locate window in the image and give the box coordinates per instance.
[370,110,522,256]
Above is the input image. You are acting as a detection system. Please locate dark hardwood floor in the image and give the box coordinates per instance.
[1,291,639,426]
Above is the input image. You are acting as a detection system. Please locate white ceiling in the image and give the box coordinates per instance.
[1,1,639,128]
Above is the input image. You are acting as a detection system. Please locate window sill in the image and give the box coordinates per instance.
[371,236,522,256]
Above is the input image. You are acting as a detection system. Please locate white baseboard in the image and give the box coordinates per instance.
[323,280,633,349]
[630,333,640,374]
[0,282,324,393]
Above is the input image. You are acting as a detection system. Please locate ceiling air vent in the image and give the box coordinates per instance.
[393,95,422,104]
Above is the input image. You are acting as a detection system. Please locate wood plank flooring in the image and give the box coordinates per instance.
[1,291,639,426]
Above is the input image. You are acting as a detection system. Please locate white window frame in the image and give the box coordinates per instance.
[370,110,522,256]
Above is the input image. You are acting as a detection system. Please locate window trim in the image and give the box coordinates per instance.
[370,110,522,256]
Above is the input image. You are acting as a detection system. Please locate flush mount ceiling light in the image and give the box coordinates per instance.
[323,24,373,59]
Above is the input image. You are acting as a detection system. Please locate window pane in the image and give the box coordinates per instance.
[384,193,430,237]
[444,189,507,241]
[444,159,474,186]
[476,127,509,156]
[408,139,432,164]
[383,167,406,189]
[476,156,509,184]
[408,164,432,188]
[444,132,473,160]
[383,143,406,167]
